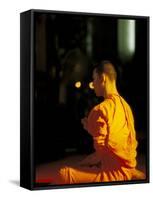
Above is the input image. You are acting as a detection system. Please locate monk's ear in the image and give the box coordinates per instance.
[101,73,106,83]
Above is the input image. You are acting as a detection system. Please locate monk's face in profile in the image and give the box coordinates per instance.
[92,69,105,97]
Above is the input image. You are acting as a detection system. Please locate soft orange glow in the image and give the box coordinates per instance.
[75,81,81,88]
[55,94,145,184]
[87,95,138,167]
[89,82,94,89]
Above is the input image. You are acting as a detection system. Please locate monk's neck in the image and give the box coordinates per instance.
[103,84,119,99]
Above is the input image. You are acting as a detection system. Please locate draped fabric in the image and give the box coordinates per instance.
[87,94,138,168]
[38,94,145,185]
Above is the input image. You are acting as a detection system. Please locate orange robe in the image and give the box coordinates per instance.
[57,94,145,184]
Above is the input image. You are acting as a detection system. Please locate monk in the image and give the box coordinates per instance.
[55,60,145,184]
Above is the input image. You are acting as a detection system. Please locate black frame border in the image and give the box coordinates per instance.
[20,9,150,190]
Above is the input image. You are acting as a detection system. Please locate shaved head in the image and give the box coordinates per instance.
[94,60,117,82]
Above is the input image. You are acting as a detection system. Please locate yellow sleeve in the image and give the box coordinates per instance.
[87,106,108,152]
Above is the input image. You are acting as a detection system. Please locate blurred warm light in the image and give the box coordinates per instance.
[89,82,94,89]
[75,81,81,88]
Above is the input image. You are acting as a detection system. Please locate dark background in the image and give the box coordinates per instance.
[33,12,148,167]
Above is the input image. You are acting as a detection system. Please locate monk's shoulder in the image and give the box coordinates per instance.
[91,99,115,117]
[100,98,115,114]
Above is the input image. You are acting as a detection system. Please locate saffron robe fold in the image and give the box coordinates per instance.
[53,94,145,184]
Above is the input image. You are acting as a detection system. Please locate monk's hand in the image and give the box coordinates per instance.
[78,157,102,168]
[81,117,88,131]
[77,159,89,167]
[78,152,101,167]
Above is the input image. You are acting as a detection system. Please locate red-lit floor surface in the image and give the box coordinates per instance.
[35,155,86,184]
[35,154,146,185]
